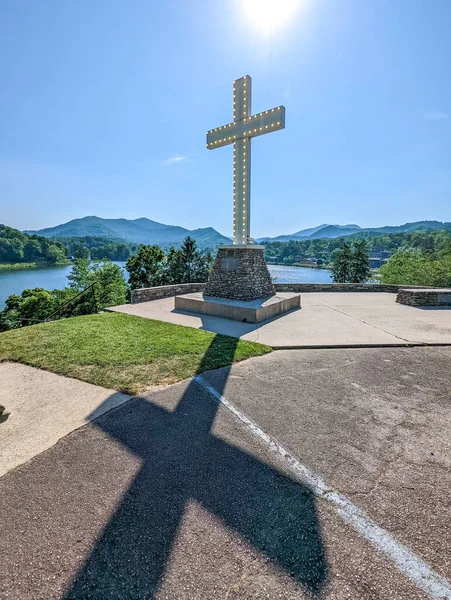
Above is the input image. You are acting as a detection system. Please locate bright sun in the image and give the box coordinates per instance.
[242,0,300,33]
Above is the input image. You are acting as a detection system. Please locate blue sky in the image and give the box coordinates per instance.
[1,0,449,237]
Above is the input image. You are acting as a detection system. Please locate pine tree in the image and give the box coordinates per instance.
[166,237,213,284]
[331,240,353,283]
[350,240,371,283]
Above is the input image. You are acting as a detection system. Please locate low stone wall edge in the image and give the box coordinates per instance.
[131,282,444,303]
[275,283,403,293]
[131,283,206,304]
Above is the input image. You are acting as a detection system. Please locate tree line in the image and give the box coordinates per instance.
[264,229,451,266]
[61,236,140,261]
[0,226,143,265]
[0,224,68,265]
[329,235,451,287]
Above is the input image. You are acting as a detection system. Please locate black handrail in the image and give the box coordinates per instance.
[41,282,99,322]
[0,282,106,332]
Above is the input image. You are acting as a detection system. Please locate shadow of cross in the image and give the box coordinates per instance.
[64,335,327,599]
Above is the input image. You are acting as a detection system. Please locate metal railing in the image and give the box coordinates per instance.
[40,282,99,322]
[0,283,101,330]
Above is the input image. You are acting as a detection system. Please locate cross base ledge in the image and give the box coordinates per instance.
[174,292,301,324]
[217,244,265,250]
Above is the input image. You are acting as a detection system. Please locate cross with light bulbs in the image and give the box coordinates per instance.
[206,75,285,246]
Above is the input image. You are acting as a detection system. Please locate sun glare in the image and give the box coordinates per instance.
[242,0,300,33]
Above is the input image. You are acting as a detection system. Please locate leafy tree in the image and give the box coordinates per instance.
[71,242,90,259]
[126,245,166,289]
[350,240,371,283]
[380,250,449,286]
[0,288,61,330]
[88,261,128,308]
[23,239,43,262]
[0,259,127,331]
[331,241,353,282]
[67,258,92,290]
[42,243,66,263]
[67,258,127,308]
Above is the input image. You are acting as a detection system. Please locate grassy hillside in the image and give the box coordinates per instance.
[0,312,272,394]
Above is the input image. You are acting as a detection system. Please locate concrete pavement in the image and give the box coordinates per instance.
[0,347,450,599]
[0,362,130,477]
[108,292,451,348]
[201,347,451,582]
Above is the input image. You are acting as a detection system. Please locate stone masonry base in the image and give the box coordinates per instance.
[396,288,451,306]
[204,246,275,301]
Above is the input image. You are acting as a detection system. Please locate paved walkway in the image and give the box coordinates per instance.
[108,292,451,348]
[1,347,450,599]
[0,362,130,477]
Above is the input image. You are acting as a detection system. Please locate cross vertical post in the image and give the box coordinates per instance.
[233,76,251,245]
[206,75,285,246]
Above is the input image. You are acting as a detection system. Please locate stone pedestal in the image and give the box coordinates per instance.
[204,245,275,301]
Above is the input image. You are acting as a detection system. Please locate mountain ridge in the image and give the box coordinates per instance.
[25,217,451,247]
[256,221,450,243]
[25,216,231,249]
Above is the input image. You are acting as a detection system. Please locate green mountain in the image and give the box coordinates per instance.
[25,216,231,249]
[291,224,361,238]
[257,221,450,243]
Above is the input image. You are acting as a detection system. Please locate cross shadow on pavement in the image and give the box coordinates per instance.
[63,334,327,598]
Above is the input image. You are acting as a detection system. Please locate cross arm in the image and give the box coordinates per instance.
[206,121,241,149]
[206,106,285,149]
[240,106,285,141]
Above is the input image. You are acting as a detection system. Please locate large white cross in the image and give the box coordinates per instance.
[206,75,285,246]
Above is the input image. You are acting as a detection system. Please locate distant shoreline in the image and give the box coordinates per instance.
[0,260,72,272]
[267,262,330,270]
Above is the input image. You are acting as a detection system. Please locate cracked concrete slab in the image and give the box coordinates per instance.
[201,346,451,581]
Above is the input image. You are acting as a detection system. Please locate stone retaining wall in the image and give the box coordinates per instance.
[396,288,451,306]
[274,283,402,293]
[131,283,206,304]
[131,282,436,303]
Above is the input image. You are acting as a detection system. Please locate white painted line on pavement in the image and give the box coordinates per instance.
[194,375,451,600]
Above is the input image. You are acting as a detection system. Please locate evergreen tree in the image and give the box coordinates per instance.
[166,237,212,284]
[331,240,353,282]
[350,240,371,283]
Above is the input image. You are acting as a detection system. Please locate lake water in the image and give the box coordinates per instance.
[0,262,332,309]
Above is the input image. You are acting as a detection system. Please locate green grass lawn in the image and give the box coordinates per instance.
[0,312,272,394]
